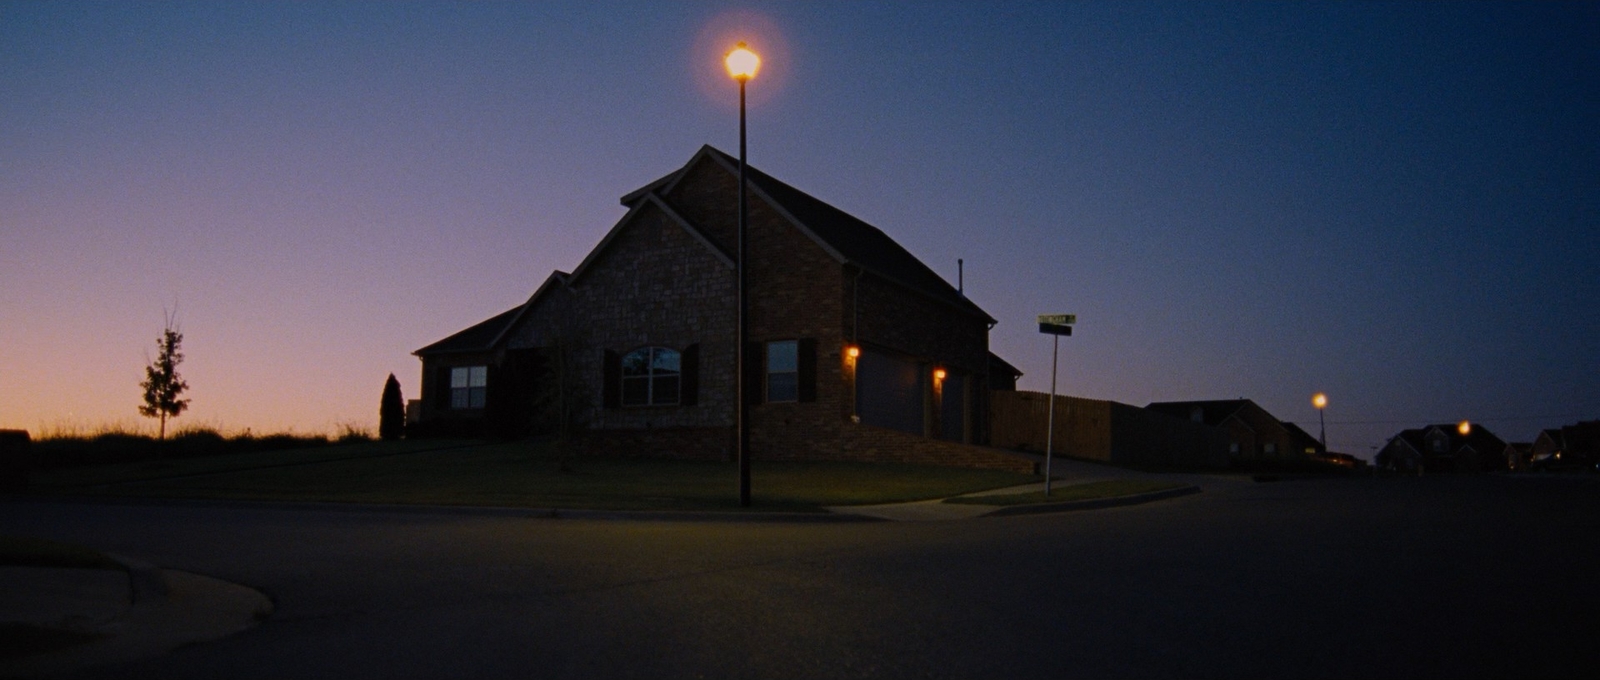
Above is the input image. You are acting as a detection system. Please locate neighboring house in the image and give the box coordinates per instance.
[1529,421,1600,472]
[1144,399,1322,464]
[1506,442,1532,472]
[413,145,1032,472]
[1376,423,1511,473]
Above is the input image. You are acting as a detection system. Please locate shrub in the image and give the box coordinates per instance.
[379,374,405,441]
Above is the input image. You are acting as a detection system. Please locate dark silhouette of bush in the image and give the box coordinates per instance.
[380,374,405,441]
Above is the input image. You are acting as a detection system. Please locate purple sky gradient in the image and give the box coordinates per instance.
[3,2,1595,456]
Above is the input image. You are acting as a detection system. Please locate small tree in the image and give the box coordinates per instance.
[139,314,190,441]
[379,373,405,441]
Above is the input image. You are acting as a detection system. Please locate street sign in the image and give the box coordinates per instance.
[1037,314,1076,326]
[1039,323,1072,336]
[1038,314,1075,336]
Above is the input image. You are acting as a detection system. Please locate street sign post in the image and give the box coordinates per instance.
[1037,314,1076,496]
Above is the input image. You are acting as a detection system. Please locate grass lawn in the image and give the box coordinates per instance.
[27,439,476,488]
[29,440,1042,512]
[943,479,1186,506]
[0,536,123,570]
[0,624,107,661]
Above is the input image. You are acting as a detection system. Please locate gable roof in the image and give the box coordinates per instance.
[413,305,520,356]
[1398,423,1511,456]
[1145,399,1252,427]
[626,145,993,323]
[1280,420,1326,453]
[413,271,569,356]
[417,145,999,356]
[988,352,1023,379]
[567,191,733,285]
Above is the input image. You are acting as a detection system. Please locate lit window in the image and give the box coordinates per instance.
[767,340,798,403]
[450,366,487,409]
[621,347,680,407]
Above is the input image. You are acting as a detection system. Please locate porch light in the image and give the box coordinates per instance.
[933,368,946,381]
[846,345,860,359]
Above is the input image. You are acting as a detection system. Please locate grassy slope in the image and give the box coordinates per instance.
[0,536,123,570]
[30,440,1042,512]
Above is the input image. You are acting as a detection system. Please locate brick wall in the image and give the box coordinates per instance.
[565,203,738,433]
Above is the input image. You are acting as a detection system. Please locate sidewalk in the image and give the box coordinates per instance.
[0,556,271,678]
[828,455,1251,521]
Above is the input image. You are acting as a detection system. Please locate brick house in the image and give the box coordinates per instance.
[1144,399,1322,464]
[1376,423,1511,473]
[413,145,1031,472]
[1529,420,1600,471]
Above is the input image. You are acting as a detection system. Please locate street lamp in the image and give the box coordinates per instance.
[726,42,759,507]
[1312,393,1328,450]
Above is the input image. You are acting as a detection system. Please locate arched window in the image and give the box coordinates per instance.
[621,347,680,406]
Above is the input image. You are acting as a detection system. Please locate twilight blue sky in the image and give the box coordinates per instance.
[2,1,1595,457]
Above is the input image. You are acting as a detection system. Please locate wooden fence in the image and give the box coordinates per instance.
[989,390,1229,469]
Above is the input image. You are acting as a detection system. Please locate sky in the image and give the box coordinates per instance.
[2,1,1595,457]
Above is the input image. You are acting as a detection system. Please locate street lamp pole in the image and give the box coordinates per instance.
[1312,393,1328,450]
[727,43,760,508]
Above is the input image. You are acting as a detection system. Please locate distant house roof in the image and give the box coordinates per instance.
[1390,428,1427,452]
[1390,423,1510,456]
[1282,421,1323,451]
[988,352,1023,379]
[626,146,993,323]
[1145,399,1253,427]
[1547,420,1600,453]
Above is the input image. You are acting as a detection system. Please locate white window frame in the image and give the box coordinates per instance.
[450,366,487,410]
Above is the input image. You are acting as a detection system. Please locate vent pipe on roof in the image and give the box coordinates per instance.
[958,258,964,294]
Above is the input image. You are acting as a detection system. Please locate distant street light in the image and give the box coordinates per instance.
[1312,393,1328,450]
[727,41,760,508]
[1458,420,1471,436]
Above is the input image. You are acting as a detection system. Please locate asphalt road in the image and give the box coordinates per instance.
[4,475,1597,679]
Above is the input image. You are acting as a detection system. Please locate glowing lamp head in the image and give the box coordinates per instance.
[725,42,760,81]
[933,369,947,381]
[1312,393,1327,409]
[845,346,860,359]
[1458,420,1471,436]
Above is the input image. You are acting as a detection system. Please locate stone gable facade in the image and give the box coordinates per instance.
[414,146,1032,473]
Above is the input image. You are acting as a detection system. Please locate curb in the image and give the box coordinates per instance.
[106,553,169,602]
[980,484,1202,518]
[2,494,884,524]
